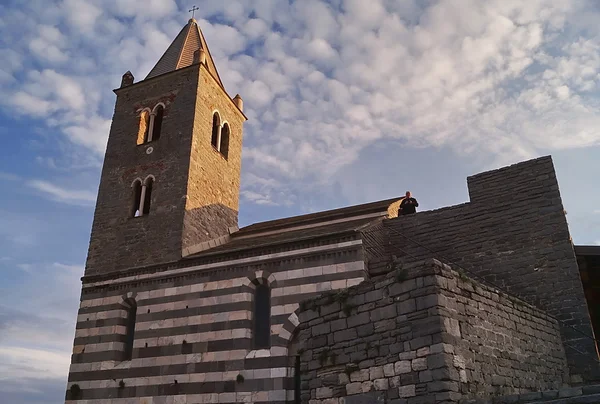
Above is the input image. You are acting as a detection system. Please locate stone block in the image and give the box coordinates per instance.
[399,385,416,398]
[371,305,397,322]
[370,366,384,380]
[331,318,348,332]
[389,279,417,297]
[428,381,458,392]
[395,360,412,374]
[427,353,451,370]
[419,370,433,383]
[348,312,371,328]
[399,351,417,361]
[316,387,333,399]
[335,328,358,342]
[313,323,331,336]
[409,336,432,350]
[398,299,416,315]
[357,323,374,337]
[384,363,395,377]
[582,385,600,395]
[350,369,370,382]
[361,380,374,393]
[558,387,582,398]
[518,392,541,401]
[343,391,386,404]
[411,358,427,371]
[374,378,389,391]
[346,382,363,395]
[416,295,439,310]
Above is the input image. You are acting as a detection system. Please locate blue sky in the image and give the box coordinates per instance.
[1,0,599,402]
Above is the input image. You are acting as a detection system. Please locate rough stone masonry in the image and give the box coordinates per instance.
[295,259,569,404]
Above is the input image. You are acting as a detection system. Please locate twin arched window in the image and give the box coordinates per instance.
[137,104,164,145]
[211,111,230,159]
[131,176,154,217]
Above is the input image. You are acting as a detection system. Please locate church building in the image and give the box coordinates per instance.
[65,18,600,404]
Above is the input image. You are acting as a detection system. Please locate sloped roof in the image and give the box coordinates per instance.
[575,246,600,256]
[186,197,402,258]
[145,18,224,88]
[239,197,402,236]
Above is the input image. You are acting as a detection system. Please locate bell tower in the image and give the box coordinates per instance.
[85,18,246,276]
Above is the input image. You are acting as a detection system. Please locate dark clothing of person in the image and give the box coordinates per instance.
[399,197,419,215]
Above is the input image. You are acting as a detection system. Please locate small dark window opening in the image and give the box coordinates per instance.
[143,178,153,215]
[220,123,230,159]
[211,112,220,148]
[294,355,301,404]
[131,181,142,217]
[152,105,164,141]
[254,283,271,349]
[124,299,137,360]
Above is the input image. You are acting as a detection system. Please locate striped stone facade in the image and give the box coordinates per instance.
[66,231,376,403]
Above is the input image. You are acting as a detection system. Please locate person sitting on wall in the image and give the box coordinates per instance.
[399,191,419,215]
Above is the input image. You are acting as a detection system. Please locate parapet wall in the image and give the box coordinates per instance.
[296,259,568,403]
[369,156,597,382]
[440,265,569,397]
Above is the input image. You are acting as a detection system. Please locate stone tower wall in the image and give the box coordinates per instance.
[85,63,245,276]
[85,67,201,275]
[377,156,598,382]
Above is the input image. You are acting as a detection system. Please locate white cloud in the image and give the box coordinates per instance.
[241,190,277,206]
[1,0,600,208]
[0,347,70,381]
[28,25,68,64]
[27,180,96,205]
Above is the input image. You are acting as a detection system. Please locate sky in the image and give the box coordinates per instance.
[0,0,599,402]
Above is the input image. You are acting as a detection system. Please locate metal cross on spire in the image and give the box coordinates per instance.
[189,5,199,19]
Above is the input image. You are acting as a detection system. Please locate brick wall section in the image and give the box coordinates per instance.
[296,259,569,404]
[441,266,569,397]
[378,156,598,382]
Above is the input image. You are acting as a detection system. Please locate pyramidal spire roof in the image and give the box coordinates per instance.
[145,18,224,87]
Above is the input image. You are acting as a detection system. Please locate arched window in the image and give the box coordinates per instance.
[142,177,153,215]
[130,176,154,217]
[137,110,150,145]
[131,180,142,217]
[150,104,164,142]
[123,298,137,361]
[254,283,271,349]
[211,112,220,149]
[220,123,230,159]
